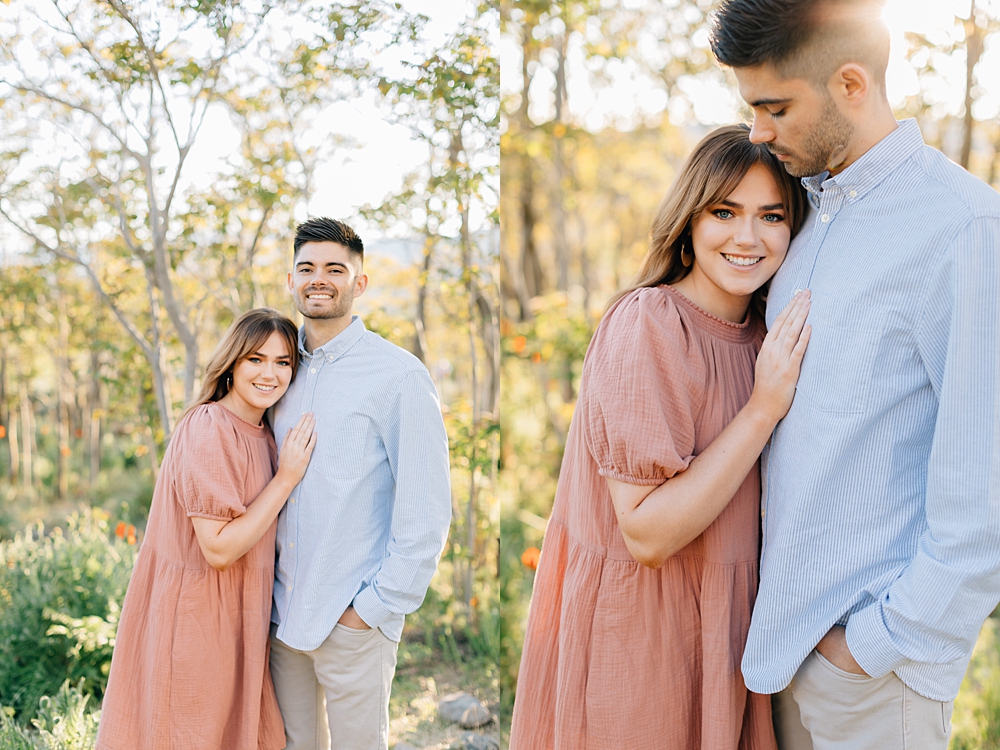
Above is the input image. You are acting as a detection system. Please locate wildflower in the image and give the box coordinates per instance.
[521,546,541,570]
[511,336,527,354]
[126,525,137,545]
[115,522,126,539]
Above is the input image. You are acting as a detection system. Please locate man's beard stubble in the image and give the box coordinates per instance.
[778,96,854,178]
[295,288,354,320]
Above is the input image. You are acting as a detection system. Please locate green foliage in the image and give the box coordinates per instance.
[0,681,100,750]
[0,511,135,720]
[951,618,1000,750]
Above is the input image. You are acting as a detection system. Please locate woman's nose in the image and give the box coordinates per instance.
[733,218,759,247]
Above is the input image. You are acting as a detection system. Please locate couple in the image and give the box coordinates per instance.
[510,0,1000,748]
[95,218,453,750]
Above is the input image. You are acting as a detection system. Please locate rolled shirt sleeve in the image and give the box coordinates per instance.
[351,369,453,629]
[846,216,1000,677]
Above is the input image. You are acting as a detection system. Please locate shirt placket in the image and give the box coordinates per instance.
[278,350,326,628]
[762,185,844,554]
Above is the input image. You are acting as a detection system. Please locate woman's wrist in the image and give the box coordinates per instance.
[743,392,783,431]
[272,467,301,493]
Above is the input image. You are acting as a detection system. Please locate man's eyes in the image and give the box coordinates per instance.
[768,108,786,119]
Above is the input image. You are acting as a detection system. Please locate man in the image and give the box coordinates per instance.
[268,217,452,750]
[710,1,1000,748]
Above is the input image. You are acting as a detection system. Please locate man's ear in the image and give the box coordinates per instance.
[829,63,870,106]
[354,273,369,298]
[286,271,294,293]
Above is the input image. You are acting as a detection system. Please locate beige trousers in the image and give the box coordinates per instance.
[773,650,953,750]
[270,623,398,750]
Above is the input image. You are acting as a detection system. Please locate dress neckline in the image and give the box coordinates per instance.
[212,402,270,437]
[659,284,758,344]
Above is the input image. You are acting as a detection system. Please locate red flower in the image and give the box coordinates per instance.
[115,522,126,539]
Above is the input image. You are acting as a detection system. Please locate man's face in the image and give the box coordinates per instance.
[287,241,367,321]
[734,64,854,177]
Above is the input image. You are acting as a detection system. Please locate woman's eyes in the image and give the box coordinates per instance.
[245,357,291,365]
[763,213,786,223]
[712,209,734,219]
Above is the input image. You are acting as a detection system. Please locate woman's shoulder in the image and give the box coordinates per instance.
[594,285,688,355]
[173,403,245,449]
[600,285,685,336]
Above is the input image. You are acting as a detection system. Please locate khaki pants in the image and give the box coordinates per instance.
[773,650,953,750]
[270,623,398,750]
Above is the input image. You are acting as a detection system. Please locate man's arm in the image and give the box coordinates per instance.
[351,368,452,628]
[845,216,1000,677]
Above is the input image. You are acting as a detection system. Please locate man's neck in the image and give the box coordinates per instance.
[828,101,898,176]
[303,314,353,354]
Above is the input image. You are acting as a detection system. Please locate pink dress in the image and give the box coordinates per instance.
[96,403,285,750]
[510,285,777,750]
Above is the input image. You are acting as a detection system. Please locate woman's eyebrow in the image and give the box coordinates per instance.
[760,203,784,211]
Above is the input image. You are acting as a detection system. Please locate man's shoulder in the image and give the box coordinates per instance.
[912,145,1000,221]
[357,329,431,380]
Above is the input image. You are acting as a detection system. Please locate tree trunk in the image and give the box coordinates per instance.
[412,235,433,365]
[89,349,102,487]
[19,383,33,492]
[56,284,71,499]
[960,1,984,171]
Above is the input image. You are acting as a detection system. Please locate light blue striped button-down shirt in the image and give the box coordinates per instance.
[742,119,1000,701]
[270,316,452,649]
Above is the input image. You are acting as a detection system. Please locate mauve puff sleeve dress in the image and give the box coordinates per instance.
[96,402,286,750]
[509,285,777,750]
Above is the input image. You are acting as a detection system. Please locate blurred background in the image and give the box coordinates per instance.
[498,0,1000,745]
[0,0,498,747]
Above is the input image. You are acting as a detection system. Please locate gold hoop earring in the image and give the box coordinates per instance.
[680,241,693,268]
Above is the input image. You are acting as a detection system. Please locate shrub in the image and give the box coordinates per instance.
[0,510,135,720]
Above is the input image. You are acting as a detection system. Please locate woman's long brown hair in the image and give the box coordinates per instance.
[606,124,808,319]
[181,308,300,423]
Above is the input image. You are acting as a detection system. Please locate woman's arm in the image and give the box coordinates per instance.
[191,413,316,572]
[609,292,811,568]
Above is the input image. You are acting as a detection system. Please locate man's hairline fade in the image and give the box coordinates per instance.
[710,0,890,92]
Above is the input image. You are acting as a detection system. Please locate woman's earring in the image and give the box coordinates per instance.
[225,373,233,390]
[680,241,693,268]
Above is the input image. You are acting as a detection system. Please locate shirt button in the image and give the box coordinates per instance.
[310,368,316,373]
[290,498,296,504]
[289,542,294,549]
[821,214,830,223]
[849,190,857,198]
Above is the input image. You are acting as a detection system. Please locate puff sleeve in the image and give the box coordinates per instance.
[582,287,698,486]
[173,405,248,521]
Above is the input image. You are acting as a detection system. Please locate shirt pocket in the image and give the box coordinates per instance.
[315,415,370,479]
[794,309,887,414]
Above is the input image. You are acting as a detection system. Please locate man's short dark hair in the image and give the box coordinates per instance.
[710,0,890,89]
[293,217,364,264]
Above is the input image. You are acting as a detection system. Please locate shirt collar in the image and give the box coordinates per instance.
[298,315,366,361]
[800,118,924,205]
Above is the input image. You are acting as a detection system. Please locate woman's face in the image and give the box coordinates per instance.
[686,163,792,318]
[223,331,294,423]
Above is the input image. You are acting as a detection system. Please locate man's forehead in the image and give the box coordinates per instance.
[296,240,353,261]
[733,64,808,104]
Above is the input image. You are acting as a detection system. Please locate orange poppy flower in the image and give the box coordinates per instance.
[115,521,126,539]
[521,546,541,570]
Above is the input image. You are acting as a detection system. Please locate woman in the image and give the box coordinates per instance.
[97,308,317,750]
[509,125,810,749]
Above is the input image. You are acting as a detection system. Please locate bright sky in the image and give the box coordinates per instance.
[501,0,1000,132]
[184,0,482,242]
[0,0,490,261]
